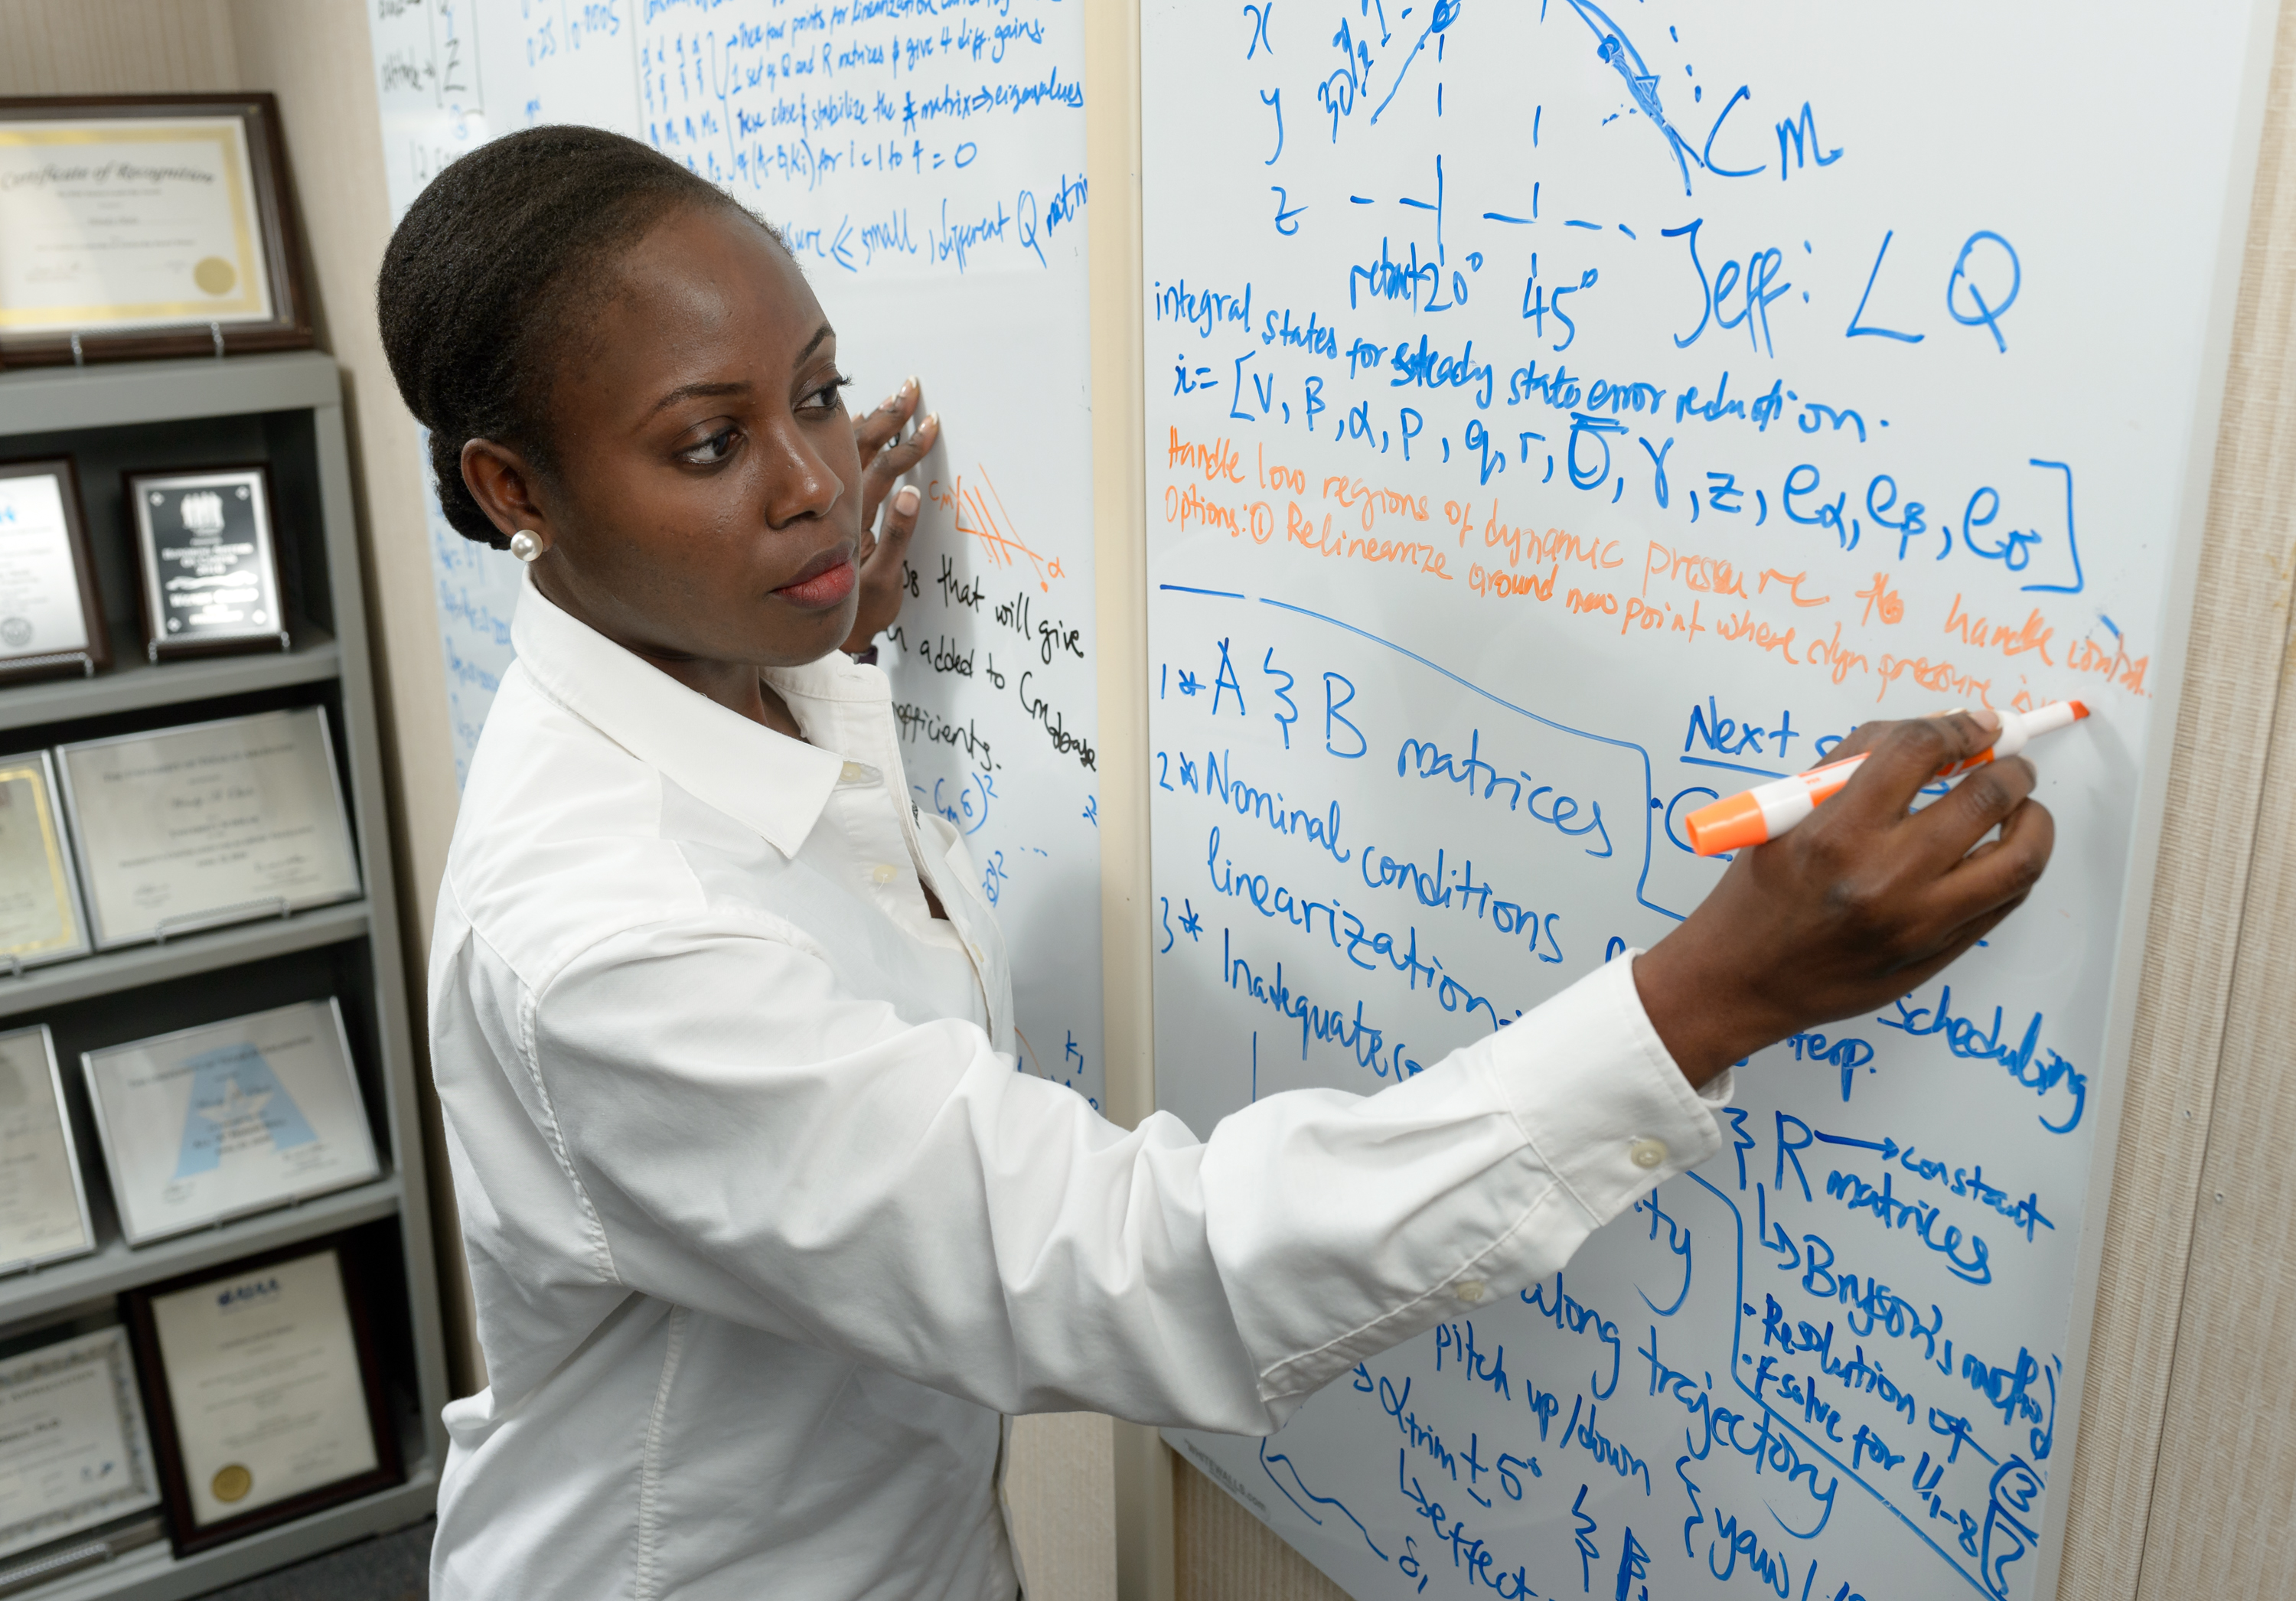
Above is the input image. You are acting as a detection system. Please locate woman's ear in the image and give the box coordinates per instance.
[461,438,552,545]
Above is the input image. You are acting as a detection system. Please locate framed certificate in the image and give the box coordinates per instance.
[81,999,379,1247]
[0,95,311,367]
[0,1027,93,1275]
[123,1242,400,1556]
[0,751,91,970]
[0,461,107,680]
[56,706,361,948]
[0,1327,161,1561]
[125,467,288,660]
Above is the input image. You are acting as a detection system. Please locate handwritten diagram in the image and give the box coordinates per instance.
[940,465,1068,593]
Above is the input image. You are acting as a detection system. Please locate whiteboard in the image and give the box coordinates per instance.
[364,0,1107,1107]
[1143,4,2271,1599]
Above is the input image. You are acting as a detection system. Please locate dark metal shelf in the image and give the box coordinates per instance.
[0,1178,403,1331]
[0,901,372,1022]
[0,349,448,1600]
[0,625,339,735]
[0,354,348,437]
[24,1470,439,1601]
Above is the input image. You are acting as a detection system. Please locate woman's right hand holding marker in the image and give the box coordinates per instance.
[1633,707,2056,1088]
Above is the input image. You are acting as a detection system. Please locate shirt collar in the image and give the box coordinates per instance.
[508,573,854,857]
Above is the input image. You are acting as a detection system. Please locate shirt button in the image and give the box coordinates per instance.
[1453,1280,1486,1304]
[870,863,898,885]
[839,761,871,784]
[1629,1137,1669,1170]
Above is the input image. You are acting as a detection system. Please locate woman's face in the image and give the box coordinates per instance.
[517,204,865,668]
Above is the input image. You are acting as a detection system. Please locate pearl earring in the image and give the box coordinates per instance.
[510,530,543,563]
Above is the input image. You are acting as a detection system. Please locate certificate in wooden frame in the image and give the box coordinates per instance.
[0,94,311,368]
[0,459,109,680]
[121,1238,400,1557]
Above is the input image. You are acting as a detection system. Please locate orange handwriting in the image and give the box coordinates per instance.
[1642,539,1752,599]
[1322,474,1432,533]
[1856,572,1904,625]
[1167,428,1244,484]
[1944,592,2056,664]
[1758,569,1830,608]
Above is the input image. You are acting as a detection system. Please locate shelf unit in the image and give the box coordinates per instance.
[0,352,448,1599]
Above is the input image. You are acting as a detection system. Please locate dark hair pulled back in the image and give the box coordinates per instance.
[377,125,753,548]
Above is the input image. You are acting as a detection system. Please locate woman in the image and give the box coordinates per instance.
[379,127,2052,1599]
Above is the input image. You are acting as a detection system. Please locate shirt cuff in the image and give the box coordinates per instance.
[1479,950,1728,1230]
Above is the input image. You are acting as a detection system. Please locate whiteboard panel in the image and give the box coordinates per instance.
[1143,4,2269,1599]
[365,0,1104,1105]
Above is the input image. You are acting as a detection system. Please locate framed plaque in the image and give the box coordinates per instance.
[125,466,288,660]
[123,1241,400,1556]
[81,999,379,1247]
[0,461,107,680]
[56,706,361,949]
[0,1327,162,1561]
[0,1026,93,1275]
[0,751,91,970]
[0,95,311,368]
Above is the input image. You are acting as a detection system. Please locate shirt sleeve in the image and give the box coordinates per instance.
[523,919,1727,1434]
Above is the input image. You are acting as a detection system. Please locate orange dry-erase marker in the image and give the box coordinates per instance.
[1683,701,2089,856]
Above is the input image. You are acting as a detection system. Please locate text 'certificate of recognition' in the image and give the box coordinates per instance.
[59,707,360,947]
[0,1328,161,1560]
[148,1251,377,1529]
[0,119,272,336]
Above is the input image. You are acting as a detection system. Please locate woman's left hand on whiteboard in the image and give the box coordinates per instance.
[843,379,940,652]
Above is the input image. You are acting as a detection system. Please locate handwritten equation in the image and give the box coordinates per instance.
[638,0,1090,279]
[1144,2,2263,1597]
[367,0,1106,1107]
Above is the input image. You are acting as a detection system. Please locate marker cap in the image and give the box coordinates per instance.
[1683,792,1768,856]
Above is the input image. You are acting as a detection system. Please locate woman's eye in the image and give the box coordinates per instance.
[677,428,738,465]
[801,373,853,414]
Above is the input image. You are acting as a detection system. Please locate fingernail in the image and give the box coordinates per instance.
[905,374,920,395]
[921,412,941,435]
[1971,706,2002,733]
[895,484,920,514]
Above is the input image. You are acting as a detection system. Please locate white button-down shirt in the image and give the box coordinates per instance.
[427,577,1730,1600]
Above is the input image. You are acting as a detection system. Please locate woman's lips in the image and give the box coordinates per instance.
[773,549,857,609]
